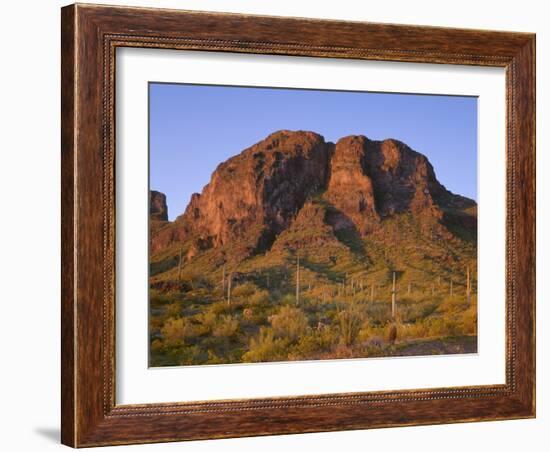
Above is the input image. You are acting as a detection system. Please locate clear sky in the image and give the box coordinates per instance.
[150,83,477,221]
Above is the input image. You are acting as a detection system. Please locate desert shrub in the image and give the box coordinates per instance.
[247,289,269,306]
[149,289,176,308]
[441,317,461,336]
[358,322,387,343]
[288,333,319,359]
[397,319,431,340]
[242,327,289,362]
[269,305,308,342]
[150,339,163,352]
[421,316,459,337]
[205,348,244,365]
[317,324,340,347]
[281,294,296,305]
[438,295,469,314]
[232,282,258,298]
[398,300,439,323]
[240,303,271,325]
[364,301,392,325]
[213,315,239,338]
[208,301,232,316]
[206,350,223,364]
[288,327,337,359]
[149,316,164,332]
[160,317,196,346]
[458,306,477,335]
[164,302,182,318]
[337,303,366,346]
[195,308,218,331]
[176,345,205,365]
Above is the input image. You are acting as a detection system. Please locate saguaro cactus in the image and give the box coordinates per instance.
[466,266,471,305]
[296,254,300,304]
[227,273,232,306]
[391,272,396,319]
[388,322,397,345]
[344,273,348,295]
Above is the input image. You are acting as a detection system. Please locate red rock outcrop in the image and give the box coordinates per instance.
[362,138,445,218]
[150,190,168,221]
[151,130,476,259]
[324,135,379,234]
[174,130,332,254]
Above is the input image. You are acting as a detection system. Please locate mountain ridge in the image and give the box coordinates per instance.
[148,130,478,366]
[150,130,476,264]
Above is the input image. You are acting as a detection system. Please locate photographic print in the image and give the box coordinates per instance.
[148,83,478,367]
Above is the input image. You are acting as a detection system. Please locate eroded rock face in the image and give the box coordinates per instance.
[325,135,379,234]
[151,130,476,259]
[150,190,168,221]
[174,130,332,253]
[323,135,462,232]
[362,138,445,218]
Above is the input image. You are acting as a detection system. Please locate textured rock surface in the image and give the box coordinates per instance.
[362,138,444,217]
[151,130,476,260]
[324,135,379,234]
[150,190,168,222]
[174,130,332,253]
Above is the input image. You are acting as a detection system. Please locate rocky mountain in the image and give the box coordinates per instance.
[150,130,476,269]
[149,130,478,366]
[150,190,168,222]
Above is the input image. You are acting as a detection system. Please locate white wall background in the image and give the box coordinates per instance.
[0,1,545,451]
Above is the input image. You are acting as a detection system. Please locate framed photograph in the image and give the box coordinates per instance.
[61,3,535,447]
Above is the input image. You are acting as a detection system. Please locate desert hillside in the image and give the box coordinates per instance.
[149,130,477,366]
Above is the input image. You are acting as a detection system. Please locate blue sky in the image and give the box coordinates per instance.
[150,83,477,221]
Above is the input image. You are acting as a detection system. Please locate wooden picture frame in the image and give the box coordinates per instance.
[61,3,535,447]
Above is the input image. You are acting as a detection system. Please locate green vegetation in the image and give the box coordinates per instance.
[149,210,477,366]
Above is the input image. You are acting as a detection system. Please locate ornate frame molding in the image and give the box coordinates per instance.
[62,4,535,447]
